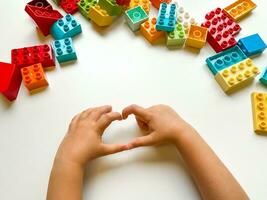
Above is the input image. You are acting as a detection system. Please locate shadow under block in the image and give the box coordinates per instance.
[129,0,150,13]
[52,38,77,63]
[251,92,267,135]
[125,6,148,31]
[214,58,259,93]
[77,0,97,19]
[140,17,165,43]
[167,23,186,47]
[88,5,113,26]
[185,25,208,49]
[156,3,177,32]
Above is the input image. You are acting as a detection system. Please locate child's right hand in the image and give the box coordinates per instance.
[122,104,194,149]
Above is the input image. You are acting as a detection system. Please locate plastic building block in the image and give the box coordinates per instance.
[11,44,55,70]
[140,18,165,43]
[224,0,256,21]
[52,0,61,5]
[237,34,267,57]
[26,0,53,10]
[98,0,123,16]
[259,67,267,86]
[129,0,150,14]
[51,14,82,39]
[177,6,197,36]
[214,58,259,93]
[125,6,148,31]
[21,63,49,92]
[185,25,208,49]
[166,23,186,47]
[25,4,63,36]
[206,45,247,75]
[116,0,130,6]
[156,3,177,32]
[77,0,97,19]
[60,0,80,14]
[202,8,241,53]
[150,0,171,9]
[251,92,267,134]
[0,62,22,101]
[88,5,113,26]
[52,38,77,63]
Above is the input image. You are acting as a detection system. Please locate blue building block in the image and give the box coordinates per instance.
[206,45,247,75]
[51,14,82,40]
[260,67,267,85]
[238,34,267,57]
[52,38,77,63]
[125,6,148,32]
[156,3,177,32]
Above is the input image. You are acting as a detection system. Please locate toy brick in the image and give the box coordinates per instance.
[52,38,77,63]
[25,5,63,36]
[237,34,267,57]
[116,0,130,6]
[166,23,186,47]
[202,8,241,53]
[77,0,97,19]
[140,17,165,43]
[26,0,53,10]
[98,0,123,16]
[129,0,150,14]
[60,0,80,14]
[206,45,247,75]
[125,6,148,31]
[259,67,267,86]
[214,58,259,93]
[11,44,55,70]
[21,63,49,92]
[156,3,177,32]
[0,62,22,101]
[251,92,267,135]
[150,0,171,10]
[185,25,208,49]
[224,0,256,21]
[88,5,113,26]
[177,6,197,36]
[52,0,61,5]
[51,14,82,39]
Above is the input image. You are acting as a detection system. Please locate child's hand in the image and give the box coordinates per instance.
[55,105,128,167]
[122,104,193,148]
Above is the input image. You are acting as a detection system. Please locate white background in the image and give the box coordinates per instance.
[0,0,267,199]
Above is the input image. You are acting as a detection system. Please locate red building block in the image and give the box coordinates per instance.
[150,0,171,9]
[11,44,55,70]
[26,0,53,10]
[60,0,80,14]
[0,62,22,101]
[25,4,63,36]
[116,0,130,6]
[201,8,241,53]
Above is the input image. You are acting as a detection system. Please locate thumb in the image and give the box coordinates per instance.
[127,133,156,149]
[101,144,129,156]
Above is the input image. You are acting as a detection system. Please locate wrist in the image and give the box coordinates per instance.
[173,124,197,148]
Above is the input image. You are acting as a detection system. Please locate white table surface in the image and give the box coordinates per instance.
[1,0,267,199]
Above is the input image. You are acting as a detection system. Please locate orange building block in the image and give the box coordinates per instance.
[21,63,49,92]
[140,17,165,43]
[185,25,208,49]
[150,0,171,9]
[129,0,150,13]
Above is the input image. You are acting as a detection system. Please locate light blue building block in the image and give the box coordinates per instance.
[156,3,177,32]
[125,6,148,32]
[52,38,77,63]
[238,34,267,57]
[260,67,267,85]
[51,14,82,40]
[206,45,247,75]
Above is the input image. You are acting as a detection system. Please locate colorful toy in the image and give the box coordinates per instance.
[177,6,197,36]
[77,0,97,19]
[0,62,22,101]
[150,0,171,10]
[88,5,113,26]
[60,0,80,14]
[166,23,186,47]
[156,3,177,32]
[237,34,267,57]
[185,25,208,49]
[98,0,123,16]
[125,6,148,31]
[52,38,77,63]
[116,0,130,6]
[251,92,267,134]
[27,0,53,9]
[129,0,150,14]
[259,67,267,86]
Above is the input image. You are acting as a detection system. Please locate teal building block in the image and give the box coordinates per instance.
[77,0,97,19]
[51,14,82,40]
[167,23,185,47]
[260,67,267,85]
[98,0,123,16]
[52,38,77,63]
[156,3,177,32]
[125,6,148,32]
[206,45,247,75]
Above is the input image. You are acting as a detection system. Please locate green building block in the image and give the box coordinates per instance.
[98,0,123,16]
[77,0,97,19]
[167,23,186,47]
[52,0,61,5]
[125,6,148,32]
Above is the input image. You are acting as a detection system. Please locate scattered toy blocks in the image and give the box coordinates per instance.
[129,0,150,14]
[11,44,55,70]
[206,45,247,75]
[27,0,53,10]
[77,0,97,19]
[156,3,177,32]
[21,63,49,92]
[125,6,148,31]
[52,38,77,63]
[214,58,259,93]
[88,5,113,26]
[116,0,130,6]
[98,0,123,16]
[259,67,267,86]
[237,34,267,57]
[60,0,80,14]
[185,25,208,49]
[140,17,165,43]
[177,6,197,36]
[224,0,256,21]
[150,0,171,10]
[0,62,22,101]
[251,92,267,134]
[167,23,186,47]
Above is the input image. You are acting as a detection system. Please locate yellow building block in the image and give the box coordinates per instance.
[88,5,113,26]
[185,25,208,49]
[140,17,165,44]
[251,92,267,135]
[214,58,260,93]
[224,0,256,21]
[129,0,150,13]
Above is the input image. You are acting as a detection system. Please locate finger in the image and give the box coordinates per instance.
[136,116,149,131]
[97,112,122,132]
[89,105,112,120]
[101,144,129,156]
[80,108,93,118]
[122,104,150,121]
[126,134,155,149]
[68,114,80,130]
